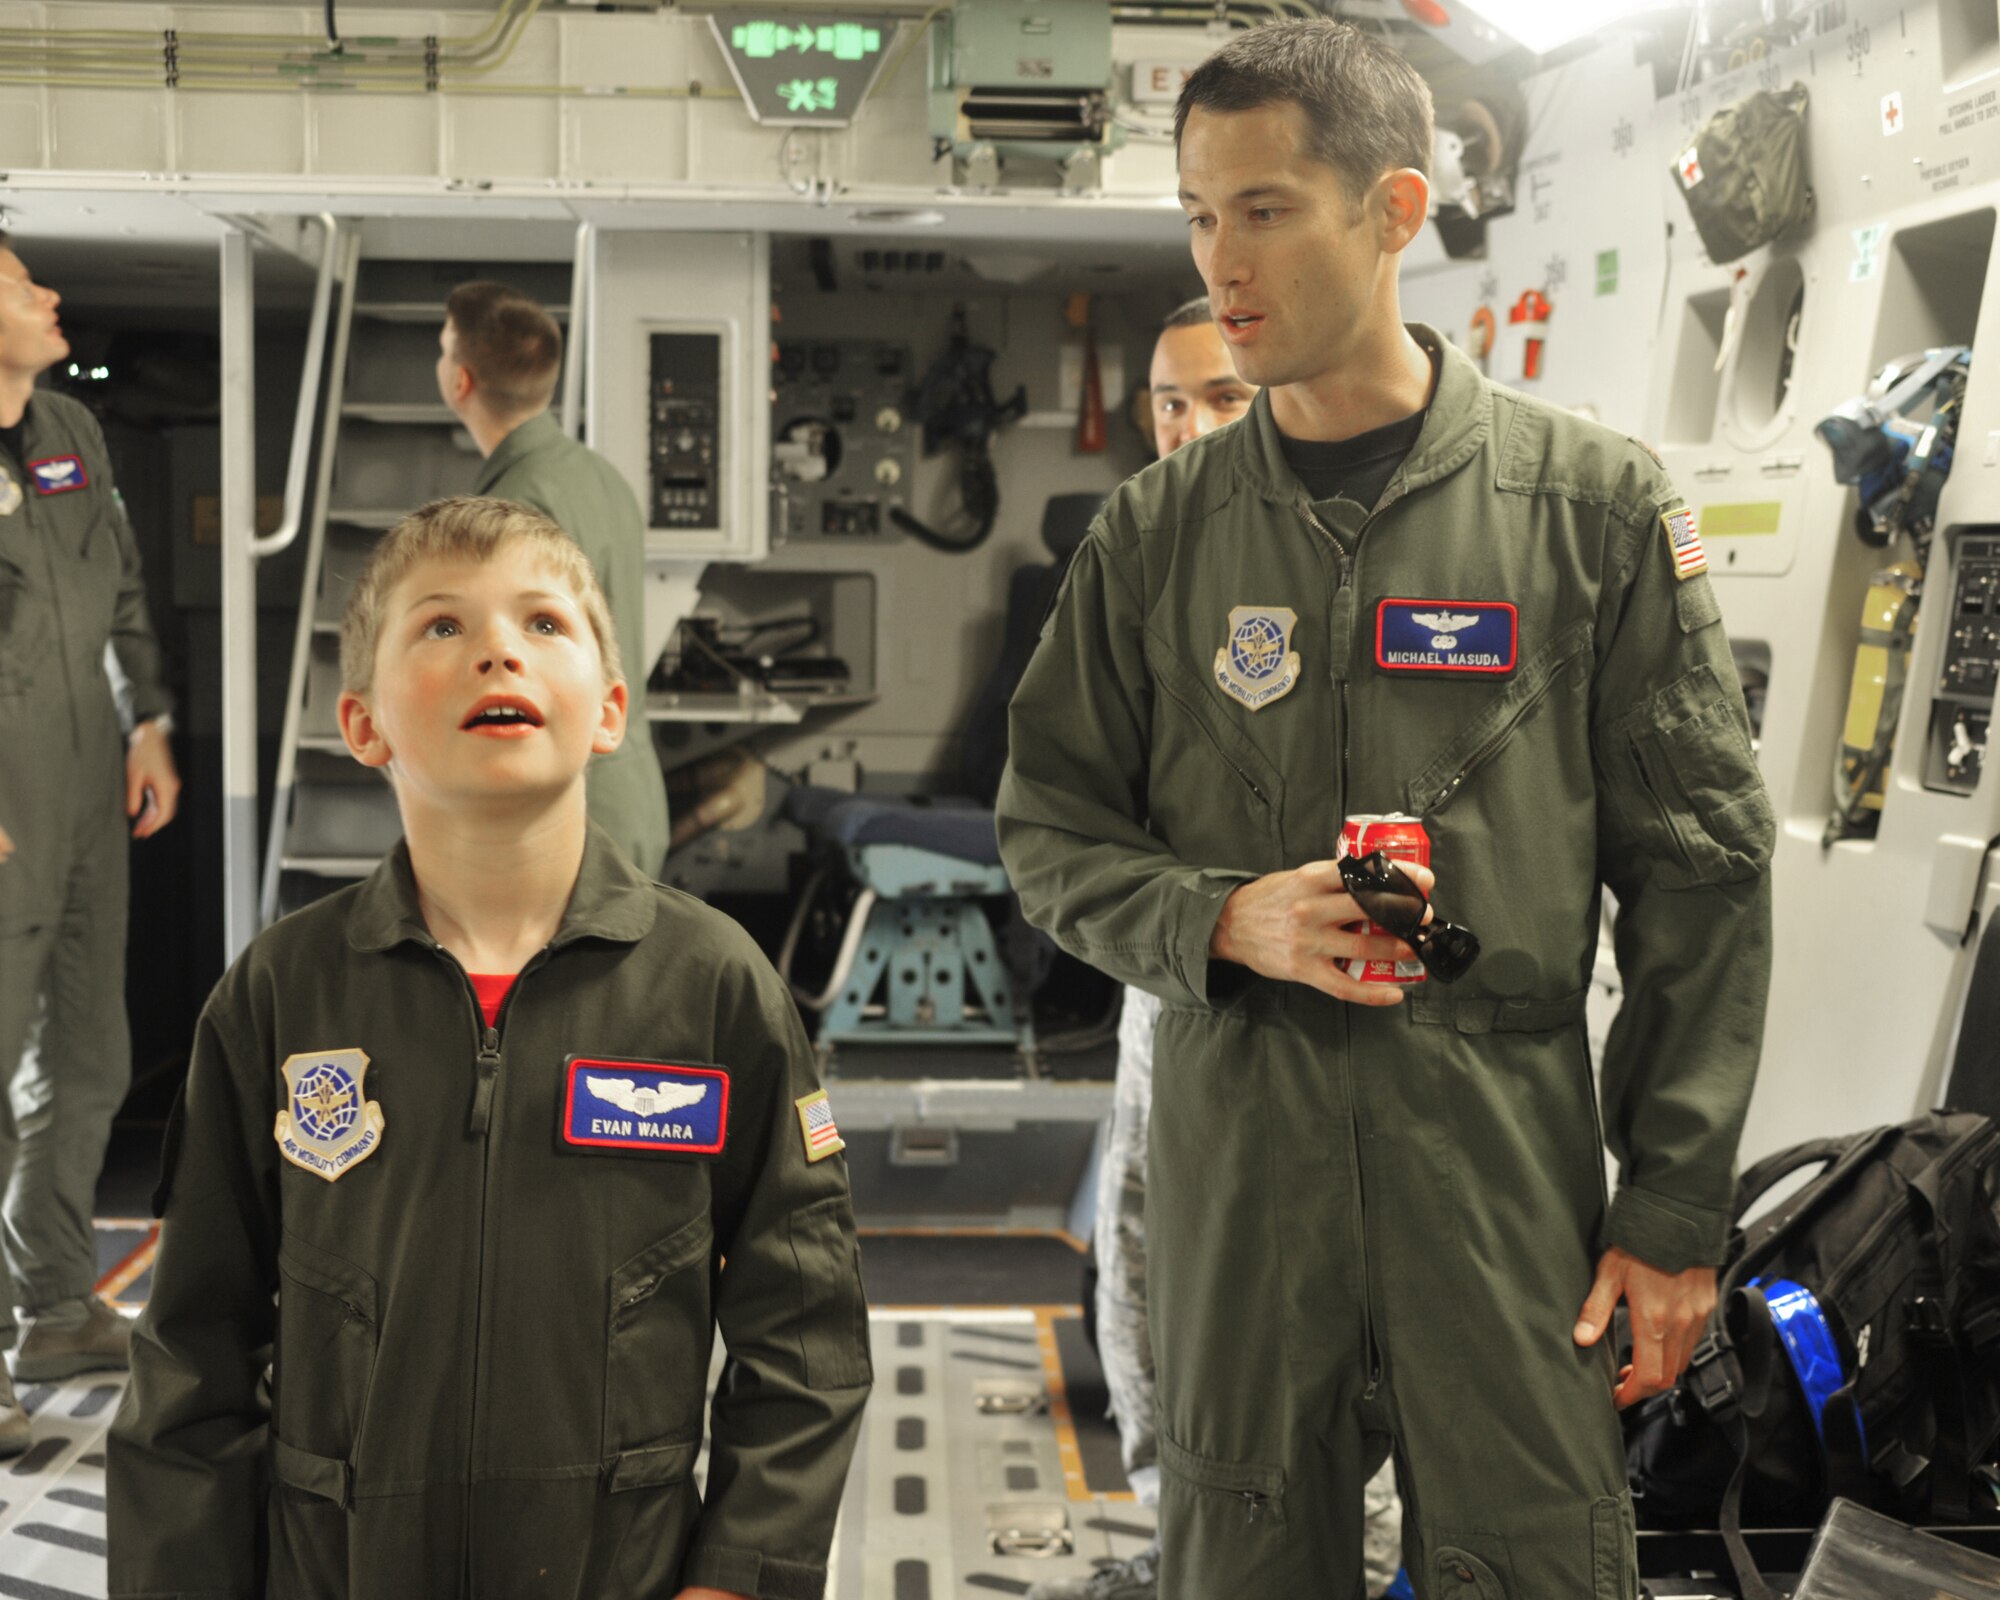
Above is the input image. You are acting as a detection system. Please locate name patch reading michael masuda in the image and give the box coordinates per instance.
[1374,598,1519,675]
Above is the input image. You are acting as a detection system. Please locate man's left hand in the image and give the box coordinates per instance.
[1573,1246,1716,1409]
[125,720,181,838]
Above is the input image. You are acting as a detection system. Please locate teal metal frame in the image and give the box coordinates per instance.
[818,843,1034,1056]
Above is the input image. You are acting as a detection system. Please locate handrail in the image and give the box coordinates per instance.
[561,220,592,440]
[261,226,361,930]
[254,212,340,559]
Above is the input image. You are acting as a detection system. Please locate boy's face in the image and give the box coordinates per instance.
[1149,318,1257,456]
[337,540,626,810]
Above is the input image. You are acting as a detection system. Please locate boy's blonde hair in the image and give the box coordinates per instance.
[339,496,621,695]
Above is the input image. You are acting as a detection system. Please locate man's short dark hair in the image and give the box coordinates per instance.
[1162,295,1212,330]
[444,280,563,416]
[1174,20,1433,207]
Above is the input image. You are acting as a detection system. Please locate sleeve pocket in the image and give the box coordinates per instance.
[1612,665,1775,889]
[788,1195,873,1390]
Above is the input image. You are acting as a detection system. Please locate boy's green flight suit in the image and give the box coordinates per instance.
[996,331,1774,1600]
[0,392,172,1336]
[108,826,871,1599]
[476,412,672,876]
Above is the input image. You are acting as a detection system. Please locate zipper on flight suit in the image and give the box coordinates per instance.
[1300,501,1391,1405]
[426,937,552,1597]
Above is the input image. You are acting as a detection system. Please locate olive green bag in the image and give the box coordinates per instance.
[1671,84,1813,264]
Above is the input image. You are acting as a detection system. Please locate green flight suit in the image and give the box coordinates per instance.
[108,824,872,1598]
[477,413,671,876]
[0,393,172,1335]
[996,330,1773,1600]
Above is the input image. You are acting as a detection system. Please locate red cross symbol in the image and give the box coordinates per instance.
[1885,99,1900,127]
[1682,154,1699,180]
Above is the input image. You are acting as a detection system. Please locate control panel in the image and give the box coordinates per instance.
[1929,530,2000,794]
[770,338,917,543]
[649,331,723,530]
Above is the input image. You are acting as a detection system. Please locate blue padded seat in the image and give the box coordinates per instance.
[782,786,1002,867]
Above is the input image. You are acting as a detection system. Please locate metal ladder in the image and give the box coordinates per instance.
[259,245,584,924]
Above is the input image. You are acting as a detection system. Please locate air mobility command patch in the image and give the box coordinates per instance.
[26,455,88,495]
[1662,504,1709,580]
[275,1049,385,1182]
[1374,598,1518,675]
[796,1089,846,1163]
[560,1058,729,1157]
[0,464,19,517]
[1214,606,1301,711]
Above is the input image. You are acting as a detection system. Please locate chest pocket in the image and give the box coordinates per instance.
[1145,632,1286,864]
[0,553,42,695]
[1405,619,1595,818]
[273,1233,382,1473]
[604,1206,714,1473]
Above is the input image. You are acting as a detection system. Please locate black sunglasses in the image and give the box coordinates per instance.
[1337,850,1481,985]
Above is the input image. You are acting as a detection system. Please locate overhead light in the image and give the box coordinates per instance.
[1454,0,1660,54]
[849,207,946,227]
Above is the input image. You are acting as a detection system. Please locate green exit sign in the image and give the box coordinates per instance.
[710,11,899,126]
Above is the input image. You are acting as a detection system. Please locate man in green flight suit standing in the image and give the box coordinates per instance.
[996,22,1774,1599]
[0,234,181,1453]
[438,280,670,876]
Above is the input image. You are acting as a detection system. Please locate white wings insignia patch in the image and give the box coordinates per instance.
[586,1075,709,1118]
[1411,611,1482,650]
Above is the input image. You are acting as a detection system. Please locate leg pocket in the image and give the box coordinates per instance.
[1433,1544,1511,1600]
[1590,1493,1639,1600]
[605,1208,714,1457]
[581,1472,702,1599]
[1157,1430,1292,1593]
[266,1484,349,1599]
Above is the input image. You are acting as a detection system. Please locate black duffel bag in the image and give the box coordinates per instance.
[1624,1112,2000,1598]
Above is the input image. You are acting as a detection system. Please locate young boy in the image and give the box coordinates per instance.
[108,496,872,1599]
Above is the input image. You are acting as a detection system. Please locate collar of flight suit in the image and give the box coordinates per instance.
[1232,322,1493,513]
[344,819,659,954]
[475,410,567,495]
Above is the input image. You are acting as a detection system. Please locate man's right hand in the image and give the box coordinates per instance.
[1208,860,1433,1006]
[0,821,12,866]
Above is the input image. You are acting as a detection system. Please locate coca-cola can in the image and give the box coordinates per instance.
[1337,813,1430,985]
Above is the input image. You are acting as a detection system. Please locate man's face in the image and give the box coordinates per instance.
[339,540,626,814]
[1149,319,1256,455]
[0,250,69,382]
[436,318,470,412]
[1177,101,1390,391]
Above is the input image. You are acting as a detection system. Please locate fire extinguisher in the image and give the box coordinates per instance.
[1510,289,1552,381]
[1069,292,1107,454]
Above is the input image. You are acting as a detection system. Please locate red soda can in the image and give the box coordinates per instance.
[1337,813,1430,985]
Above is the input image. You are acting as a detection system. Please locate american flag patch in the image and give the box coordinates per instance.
[1662,505,1708,581]
[796,1089,846,1163]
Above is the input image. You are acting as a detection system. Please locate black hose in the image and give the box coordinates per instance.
[324,0,340,50]
[890,449,1000,553]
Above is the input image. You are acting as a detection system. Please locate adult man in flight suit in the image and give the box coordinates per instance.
[0,234,180,1452]
[1033,298,1401,1600]
[438,280,670,876]
[996,22,1773,1599]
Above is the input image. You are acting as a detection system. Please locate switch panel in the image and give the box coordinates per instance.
[649,331,723,530]
[1928,531,2000,794]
